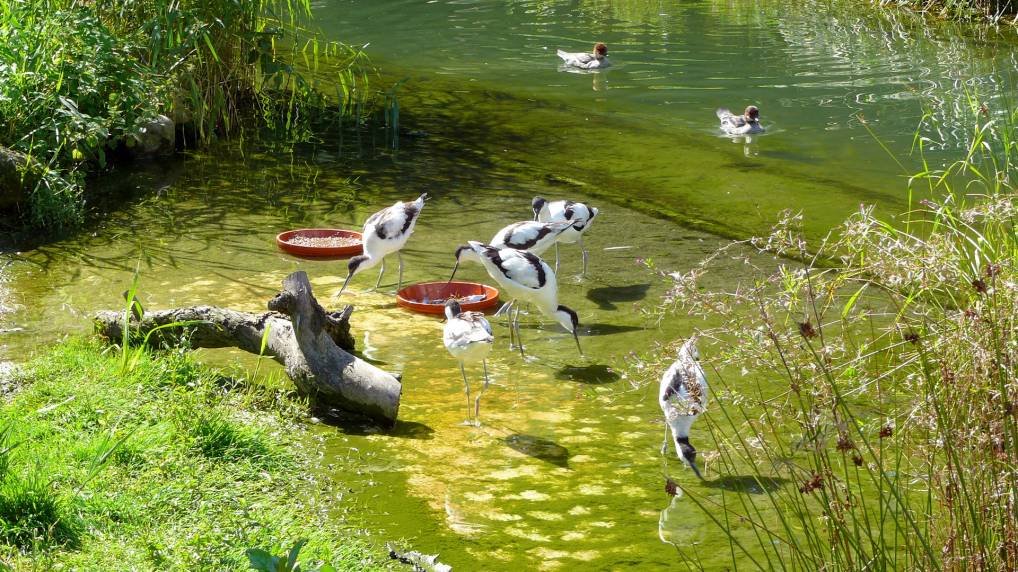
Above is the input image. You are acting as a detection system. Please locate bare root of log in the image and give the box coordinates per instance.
[94,271,401,425]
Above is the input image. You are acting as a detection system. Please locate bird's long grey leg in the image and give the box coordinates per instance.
[514,305,525,358]
[503,301,515,348]
[661,422,670,455]
[554,242,561,274]
[397,251,404,292]
[460,362,472,422]
[579,236,589,276]
[494,301,512,317]
[372,258,386,290]
[474,360,490,419]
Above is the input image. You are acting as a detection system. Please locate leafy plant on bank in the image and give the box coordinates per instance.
[0,0,376,232]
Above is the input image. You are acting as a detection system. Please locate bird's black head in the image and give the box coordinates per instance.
[745,105,760,122]
[676,437,703,479]
[348,255,369,275]
[444,299,463,317]
[532,196,547,220]
[557,304,579,331]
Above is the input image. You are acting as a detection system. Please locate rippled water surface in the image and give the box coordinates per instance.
[3,0,1018,569]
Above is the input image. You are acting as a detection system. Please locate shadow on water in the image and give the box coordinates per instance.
[703,474,788,494]
[585,283,651,310]
[555,363,619,385]
[579,322,645,336]
[314,408,436,440]
[504,433,570,468]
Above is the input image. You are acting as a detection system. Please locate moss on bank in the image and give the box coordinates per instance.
[0,339,390,571]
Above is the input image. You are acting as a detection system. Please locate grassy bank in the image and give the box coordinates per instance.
[638,103,1018,568]
[0,0,373,234]
[0,339,389,570]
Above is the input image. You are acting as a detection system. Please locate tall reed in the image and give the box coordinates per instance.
[641,99,1018,569]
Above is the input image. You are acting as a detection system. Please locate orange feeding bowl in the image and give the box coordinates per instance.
[276,229,363,258]
[397,281,500,315]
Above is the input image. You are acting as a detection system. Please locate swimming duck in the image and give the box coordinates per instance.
[716,106,763,135]
[557,42,610,70]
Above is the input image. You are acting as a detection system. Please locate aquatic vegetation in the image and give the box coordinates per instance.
[639,107,1018,569]
[0,340,386,569]
[0,0,375,233]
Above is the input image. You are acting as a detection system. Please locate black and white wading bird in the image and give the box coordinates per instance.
[335,193,428,297]
[489,220,573,320]
[443,299,494,424]
[490,220,572,256]
[531,196,599,276]
[448,241,582,356]
[659,336,707,479]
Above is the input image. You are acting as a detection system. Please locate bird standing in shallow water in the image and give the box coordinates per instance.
[716,106,764,135]
[443,299,494,425]
[557,42,610,70]
[490,220,572,256]
[532,196,599,276]
[490,220,573,319]
[449,241,582,356]
[335,193,428,297]
[659,336,708,479]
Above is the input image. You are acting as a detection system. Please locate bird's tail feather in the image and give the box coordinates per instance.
[556,49,569,60]
[715,107,731,119]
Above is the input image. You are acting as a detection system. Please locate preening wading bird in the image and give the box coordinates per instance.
[449,242,582,356]
[557,42,610,70]
[335,193,428,297]
[443,299,494,424]
[659,336,708,479]
[532,196,599,275]
[490,220,572,256]
[716,106,764,135]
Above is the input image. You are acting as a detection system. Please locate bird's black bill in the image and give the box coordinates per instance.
[447,260,461,284]
[689,460,704,480]
[336,273,354,298]
[572,328,584,356]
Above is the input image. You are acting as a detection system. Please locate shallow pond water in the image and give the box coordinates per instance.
[3,0,1018,569]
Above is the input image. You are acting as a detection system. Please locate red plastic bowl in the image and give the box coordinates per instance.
[276,229,363,258]
[396,281,500,315]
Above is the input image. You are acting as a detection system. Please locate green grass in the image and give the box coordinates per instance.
[0,339,389,570]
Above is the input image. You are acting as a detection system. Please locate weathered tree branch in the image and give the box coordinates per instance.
[94,271,401,425]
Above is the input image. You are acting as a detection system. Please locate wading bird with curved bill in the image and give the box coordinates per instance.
[490,220,573,318]
[532,196,599,276]
[335,193,428,297]
[443,299,494,425]
[490,220,572,256]
[659,336,707,479]
[449,241,582,357]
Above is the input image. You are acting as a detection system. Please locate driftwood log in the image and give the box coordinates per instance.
[94,271,401,425]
